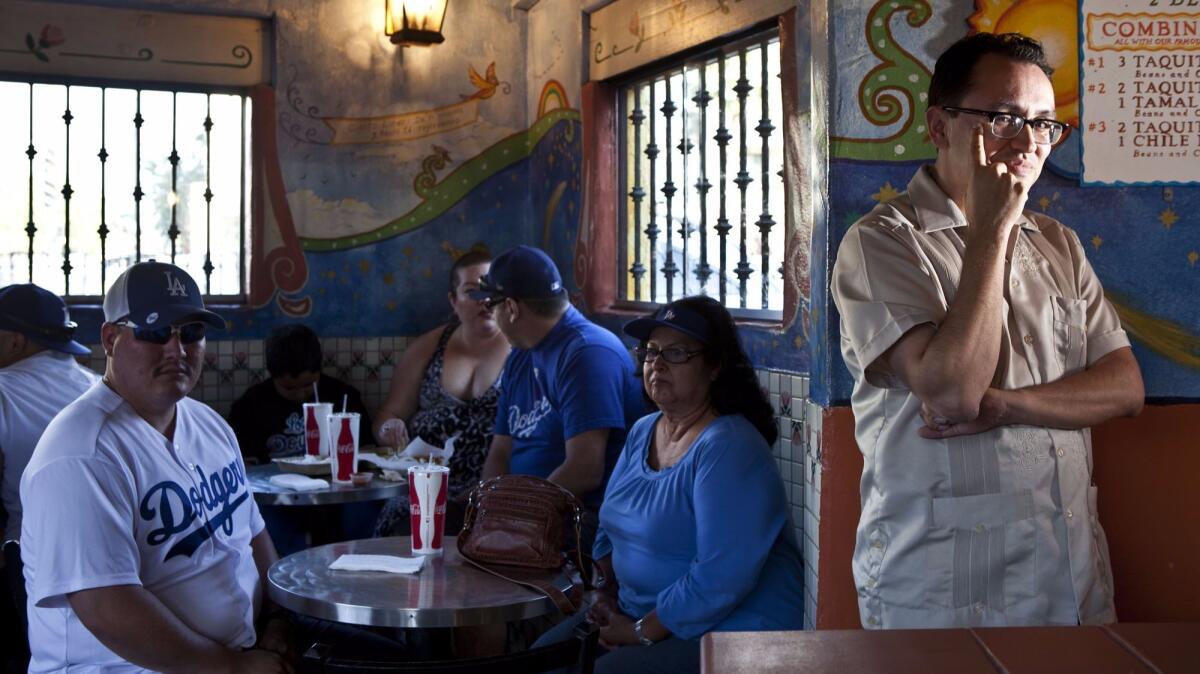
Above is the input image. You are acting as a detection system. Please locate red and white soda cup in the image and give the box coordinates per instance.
[328,412,360,483]
[408,464,450,554]
[302,402,333,458]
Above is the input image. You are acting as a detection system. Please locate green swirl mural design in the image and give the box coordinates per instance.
[301,109,580,252]
[831,0,935,161]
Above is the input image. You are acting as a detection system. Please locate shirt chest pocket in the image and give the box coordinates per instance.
[1051,296,1088,377]
[929,490,1039,612]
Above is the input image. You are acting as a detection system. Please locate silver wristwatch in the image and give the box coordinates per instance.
[633,617,655,646]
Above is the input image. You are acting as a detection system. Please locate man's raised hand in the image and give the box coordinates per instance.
[964,124,1028,238]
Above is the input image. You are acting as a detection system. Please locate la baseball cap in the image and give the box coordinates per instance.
[623,300,714,344]
[0,284,90,356]
[103,260,225,329]
[467,245,566,302]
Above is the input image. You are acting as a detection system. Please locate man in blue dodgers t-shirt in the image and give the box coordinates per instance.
[473,246,643,509]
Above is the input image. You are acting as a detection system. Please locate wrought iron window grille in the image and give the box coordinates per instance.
[618,28,785,318]
[0,78,251,301]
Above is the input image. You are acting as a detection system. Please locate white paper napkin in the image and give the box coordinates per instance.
[401,435,457,464]
[268,474,330,492]
[328,554,425,574]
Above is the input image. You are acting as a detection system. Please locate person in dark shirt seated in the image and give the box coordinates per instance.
[229,324,375,465]
[229,324,377,554]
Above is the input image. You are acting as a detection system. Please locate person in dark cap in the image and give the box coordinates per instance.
[20,261,290,672]
[532,296,802,673]
[471,245,643,512]
[0,283,99,650]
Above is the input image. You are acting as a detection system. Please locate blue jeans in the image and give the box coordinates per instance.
[532,609,700,674]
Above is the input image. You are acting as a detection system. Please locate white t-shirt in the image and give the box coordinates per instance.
[21,381,266,673]
[0,350,99,541]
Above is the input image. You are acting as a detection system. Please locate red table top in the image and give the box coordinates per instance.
[700,623,1199,673]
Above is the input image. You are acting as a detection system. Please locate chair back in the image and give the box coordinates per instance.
[301,619,599,674]
[2,538,30,663]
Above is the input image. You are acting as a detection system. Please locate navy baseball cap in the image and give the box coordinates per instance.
[623,301,713,344]
[103,261,225,330]
[467,245,565,302]
[0,284,90,356]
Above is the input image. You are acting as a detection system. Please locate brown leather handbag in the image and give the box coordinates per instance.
[457,475,588,613]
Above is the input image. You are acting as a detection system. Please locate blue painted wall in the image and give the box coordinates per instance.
[808,0,1200,404]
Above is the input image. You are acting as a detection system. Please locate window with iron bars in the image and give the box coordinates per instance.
[619,29,785,317]
[0,80,252,301]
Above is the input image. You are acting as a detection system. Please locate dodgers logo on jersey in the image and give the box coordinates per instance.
[265,412,306,458]
[139,458,250,560]
[508,397,553,439]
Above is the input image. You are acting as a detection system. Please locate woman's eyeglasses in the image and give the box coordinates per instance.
[940,106,1068,145]
[482,296,508,310]
[635,346,704,365]
[116,321,207,345]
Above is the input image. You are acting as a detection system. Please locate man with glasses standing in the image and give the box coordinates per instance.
[21,261,290,672]
[832,33,1143,629]
[473,246,643,514]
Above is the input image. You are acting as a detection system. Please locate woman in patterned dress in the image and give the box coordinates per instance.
[372,250,511,536]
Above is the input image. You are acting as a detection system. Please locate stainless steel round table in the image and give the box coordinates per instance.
[248,463,407,506]
[268,536,572,628]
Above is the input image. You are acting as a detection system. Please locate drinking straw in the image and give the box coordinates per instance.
[312,383,320,403]
[342,394,348,413]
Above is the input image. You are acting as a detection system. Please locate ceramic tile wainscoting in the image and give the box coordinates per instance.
[759,370,823,631]
[79,338,822,628]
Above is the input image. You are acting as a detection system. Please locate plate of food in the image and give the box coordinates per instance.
[356,454,424,472]
[272,455,331,476]
[379,469,408,483]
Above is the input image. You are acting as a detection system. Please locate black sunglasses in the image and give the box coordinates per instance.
[482,296,509,310]
[117,321,207,345]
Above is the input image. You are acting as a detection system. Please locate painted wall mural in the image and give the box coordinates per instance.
[60,0,569,345]
[230,0,546,330]
[813,0,1200,403]
[587,0,795,80]
[829,0,935,161]
[220,93,581,337]
[0,0,270,87]
[248,85,309,317]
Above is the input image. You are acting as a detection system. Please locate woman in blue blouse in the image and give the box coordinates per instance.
[536,296,804,673]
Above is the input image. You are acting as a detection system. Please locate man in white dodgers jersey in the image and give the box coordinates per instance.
[21,261,290,673]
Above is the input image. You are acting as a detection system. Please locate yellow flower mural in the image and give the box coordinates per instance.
[968,0,1080,126]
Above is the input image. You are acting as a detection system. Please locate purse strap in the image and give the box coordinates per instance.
[459,554,583,615]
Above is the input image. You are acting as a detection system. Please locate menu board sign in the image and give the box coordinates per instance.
[1080,1,1200,185]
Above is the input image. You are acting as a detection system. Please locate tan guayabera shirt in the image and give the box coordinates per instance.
[832,166,1130,629]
